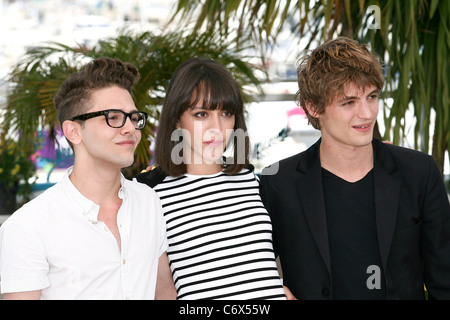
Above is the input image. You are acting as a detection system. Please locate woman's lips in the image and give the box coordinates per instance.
[204,139,223,147]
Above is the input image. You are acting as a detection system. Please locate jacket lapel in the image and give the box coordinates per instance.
[294,139,400,275]
[296,139,332,274]
[373,140,400,271]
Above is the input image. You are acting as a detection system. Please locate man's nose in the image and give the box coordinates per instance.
[121,115,136,133]
[358,100,374,119]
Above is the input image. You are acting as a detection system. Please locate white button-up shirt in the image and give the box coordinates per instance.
[0,167,167,300]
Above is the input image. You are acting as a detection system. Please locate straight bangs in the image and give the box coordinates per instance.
[188,78,243,118]
[155,57,248,177]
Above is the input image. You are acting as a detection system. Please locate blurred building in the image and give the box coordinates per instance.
[0,0,177,78]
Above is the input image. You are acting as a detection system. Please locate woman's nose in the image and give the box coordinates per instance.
[209,112,223,131]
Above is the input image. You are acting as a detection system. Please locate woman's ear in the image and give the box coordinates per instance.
[62,120,82,146]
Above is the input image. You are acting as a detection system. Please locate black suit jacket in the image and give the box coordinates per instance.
[260,138,450,299]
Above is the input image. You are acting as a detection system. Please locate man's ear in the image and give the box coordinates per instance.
[62,120,82,145]
[305,103,318,118]
[304,103,320,118]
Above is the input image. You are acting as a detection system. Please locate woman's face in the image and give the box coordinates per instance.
[177,93,235,173]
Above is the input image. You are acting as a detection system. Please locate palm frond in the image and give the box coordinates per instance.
[171,0,450,172]
[1,28,262,179]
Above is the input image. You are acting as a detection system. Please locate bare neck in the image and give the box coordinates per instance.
[69,160,122,206]
[186,162,223,175]
[319,140,374,183]
[70,160,123,249]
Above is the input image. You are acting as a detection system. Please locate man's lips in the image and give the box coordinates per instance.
[352,123,372,132]
[116,139,136,146]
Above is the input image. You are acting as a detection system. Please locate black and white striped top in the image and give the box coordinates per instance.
[153,168,286,300]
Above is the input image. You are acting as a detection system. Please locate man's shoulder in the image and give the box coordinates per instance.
[383,141,431,158]
[125,176,161,202]
[375,139,434,167]
[1,182,63,230]
[261,141,318,178]
[271,152,304,170]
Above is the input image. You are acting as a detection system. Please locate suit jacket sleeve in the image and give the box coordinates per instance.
[421,156,450,299]
[259,171,279,256]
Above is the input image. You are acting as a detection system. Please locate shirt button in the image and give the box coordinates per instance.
[322,287,330,296]
[123,259,126,265]
[104,226,109,232]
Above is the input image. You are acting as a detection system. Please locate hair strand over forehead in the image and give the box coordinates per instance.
[296,37,384,130]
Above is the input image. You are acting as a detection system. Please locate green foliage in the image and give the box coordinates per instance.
[0,134,37,197]
[173,0,450,172]
[1,28,262,179]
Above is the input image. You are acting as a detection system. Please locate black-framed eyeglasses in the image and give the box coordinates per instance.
[70,109,148,130]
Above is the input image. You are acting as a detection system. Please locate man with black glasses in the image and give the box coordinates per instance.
[0,57,176,300]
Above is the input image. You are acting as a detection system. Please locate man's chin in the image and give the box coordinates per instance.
[118,158,136,170]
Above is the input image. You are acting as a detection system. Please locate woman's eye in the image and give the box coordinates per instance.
[194,111,208,118]
[222,111,234,117]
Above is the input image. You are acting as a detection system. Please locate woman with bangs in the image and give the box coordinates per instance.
[136,57,286,300]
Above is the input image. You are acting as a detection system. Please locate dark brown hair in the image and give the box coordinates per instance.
[296,37,384,129]
[54,57,140,128]
[154,57,249,177]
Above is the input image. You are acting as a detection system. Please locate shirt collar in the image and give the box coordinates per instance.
[62,166,128,222]
[118,174,126,200]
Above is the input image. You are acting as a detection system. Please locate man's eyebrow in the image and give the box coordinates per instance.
[337,95,358,103]
[337,89,380,102]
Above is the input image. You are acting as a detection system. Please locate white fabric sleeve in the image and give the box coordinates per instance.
[154,195,168,257]
[0,217,50,294]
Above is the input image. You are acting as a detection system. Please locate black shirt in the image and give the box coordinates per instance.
[322,168,386,299]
